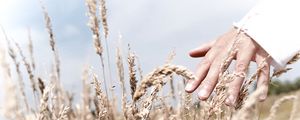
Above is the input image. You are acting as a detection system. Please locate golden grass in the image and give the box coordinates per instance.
[257,90,300,120]
[0,0,300,120]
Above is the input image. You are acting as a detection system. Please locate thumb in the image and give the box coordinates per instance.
[189,40,216,57]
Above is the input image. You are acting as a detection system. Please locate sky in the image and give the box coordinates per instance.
[1,0,300,117]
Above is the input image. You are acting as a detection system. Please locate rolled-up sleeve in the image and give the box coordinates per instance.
[233,0,300,71]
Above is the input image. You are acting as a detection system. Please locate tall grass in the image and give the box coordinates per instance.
[0,0,300,120]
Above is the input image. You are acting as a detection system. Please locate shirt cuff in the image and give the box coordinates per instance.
[233,0,300,71]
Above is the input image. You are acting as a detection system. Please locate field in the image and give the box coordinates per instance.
[0,0,300,120]
[259,90,300,120]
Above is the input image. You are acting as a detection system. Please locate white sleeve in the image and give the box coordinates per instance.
[233,0,300,71]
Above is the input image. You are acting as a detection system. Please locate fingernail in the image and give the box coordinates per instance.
[198,89,208,99]
[225,98,231,105]
[185,82,193,91]
[259,94,267,101]
[228,95,236,106]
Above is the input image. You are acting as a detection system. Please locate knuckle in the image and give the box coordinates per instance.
[238,40,257,51]
[214,44,224,50]
[259,63,270,75]
[236,63,247,72]
[251,45,258,50]
[260,67,268,74]
[246,41,257,50]
[261,63,270,70]
[202,78,216,89]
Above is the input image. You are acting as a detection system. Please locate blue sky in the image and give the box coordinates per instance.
[1,0,300,115]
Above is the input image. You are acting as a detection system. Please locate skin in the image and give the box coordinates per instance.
[185,28,272,107]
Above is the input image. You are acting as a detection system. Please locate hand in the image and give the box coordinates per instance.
[185,28,272,106]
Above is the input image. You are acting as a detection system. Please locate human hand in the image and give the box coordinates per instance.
[185,28,272,106]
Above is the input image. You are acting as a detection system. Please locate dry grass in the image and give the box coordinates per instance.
[14,40,38,94]
[1,28,30,112]
[40,0,61,81]
[127,45,138,99]
[1,1,300,120]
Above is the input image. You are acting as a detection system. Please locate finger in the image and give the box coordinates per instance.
[185,59,210,92]
[197,58,223,100]
[185,47,220,93]
[225,48,254,106]
[189,40,216,58]
[185,52,215,93]
[255,55,270,101]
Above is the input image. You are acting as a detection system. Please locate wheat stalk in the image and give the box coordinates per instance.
[236,57,269,109]
[205,48,238,119]
[207,71,235,119]
[166,50,176,99]
[232,86,267,120]
[99,0,114,109]
[99,0,109,39]
[38,77,46,96]
[92,73,109,119]
[40,1,61,81]
[183,84,192,120]
[133,64,196,101]
[85,1,111,114]
[133,63,196,119]
[158,97,172,119]
[271,50,300,78]
[3,34,30,112]
[0,40,24,120]
[57,105,70,120]
[38,85,52,120]
[272,68,292,78]
[40,3,71,118]
[2,1,300,120]
[27,28,36,71]
[136,87,159,119]
[128,45,138,99]
[116,43,131,119]
[195,30,241,119]
[165,50,176,64]
[287,52,300,65]
[14,40,38,94]
[86,0,103,55]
